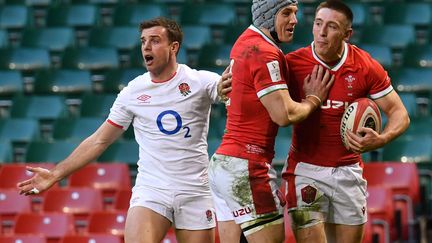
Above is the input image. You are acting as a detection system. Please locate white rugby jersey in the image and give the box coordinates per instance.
[107,64,220,189]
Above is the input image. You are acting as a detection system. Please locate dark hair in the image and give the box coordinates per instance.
[316,0,353,27]
[139,17,183,47]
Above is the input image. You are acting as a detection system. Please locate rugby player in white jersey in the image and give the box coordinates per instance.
[17,17,231,243]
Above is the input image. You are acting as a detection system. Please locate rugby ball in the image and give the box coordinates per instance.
[340,98,382,149]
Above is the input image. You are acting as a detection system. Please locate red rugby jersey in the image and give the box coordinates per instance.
[285,42,393,167]
[216,25,289,162]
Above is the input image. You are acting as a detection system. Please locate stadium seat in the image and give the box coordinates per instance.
[274,136,291,164]
[98,140,139,165]
[87,211,127,236]
[292,23,313,47]
[0,5,29,30]
[0,118,39,143]
[197,44,231,69]
[80,93,116,117]
[0,163,57,189]
[61,47,119,71]
[21,27,75,53]
[14,212,75,242]
[53,117,104,141]
[0,47,51,71]
[346,2,369,27]
[382,134,432,163]
[392,68,432,93]
[88,26,140,51]
[0,29,8,48]
[68,163,131,207]
[11,95,67,120]
[398,92,419,119]
[102,68,144,93]
[180,3,236,27]
[207,137,221,158]
[364,162,420,242]
[0,70,23,97]
[403,44,432,68]
[43,187,104,230]
[0,188,32,233]
[181,25,212,51]
[113,3,168,26]
[46,4,98,28]
[0,235,46,243]
[361,24,415,49]
[359,44,393,68]
[25,140,80,163]
[0,140,12,162]
[33,69,92,95]
[367,186,395,243]
[113,189,131,211]
[383,3,431,27]
[61,234,122,243]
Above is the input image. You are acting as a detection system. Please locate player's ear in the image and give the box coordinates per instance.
[171,41,180,55]
[343,28,353,42]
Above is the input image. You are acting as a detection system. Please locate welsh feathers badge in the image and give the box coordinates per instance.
[178,83,191,96]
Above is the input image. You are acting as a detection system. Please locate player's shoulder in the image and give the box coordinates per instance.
[178,64,220,84]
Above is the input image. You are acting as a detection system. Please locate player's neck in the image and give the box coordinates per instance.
[150,62,178,83]
[317,42,345,65]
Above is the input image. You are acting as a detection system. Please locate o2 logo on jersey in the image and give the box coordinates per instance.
[156,110,191,138]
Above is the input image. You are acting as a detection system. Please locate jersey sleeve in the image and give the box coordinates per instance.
[251,49,288,99]
[367,57,394,99]
[199,70,221,104]
[107,84,134,130]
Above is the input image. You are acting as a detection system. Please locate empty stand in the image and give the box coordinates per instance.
[180,3,237,27]
[364,162,420,242]
[392,68,432,94]
[367,186,395,243]
[0,140,12,162]
[113,188,131,211]
[403,44,432,68]
[80,93,116,117]
[33,69,93,95]
[113,3,168,26]
[0,235,46,243]
[10,95,67,120]
[97,140,139,165]
[87,211,127,236]
[0,47,51,71]
[61,47,119,71]
[0,188,32,233]
[43,187,104,230]
[0,5,29,30]
[88,26,139,51]
[14,212,75,242]
[61,234,122,243]
[197,44,231,69]
[46,4,98,28]
[382,134,432,163]
[361,24,415,49]
[0,70,23,97]
[53,117,104,141]
[68,163,131,206]
[360,44,393,68]
[25,140,80,163]
[102,68,144,93]
[21,27,75,53]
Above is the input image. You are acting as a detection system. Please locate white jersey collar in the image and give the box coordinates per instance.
[249,25,281,51]
[311,41,348,72]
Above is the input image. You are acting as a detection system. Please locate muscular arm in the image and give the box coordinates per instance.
[374,90,410,145]
[261,65,334,126]
[18,121,124,195]
[260,89,318,126]
[347,90,410,152]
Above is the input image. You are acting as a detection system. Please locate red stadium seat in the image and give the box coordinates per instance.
[367,186,395,243]
[0,188,32,233]
[88,211,127,236]
[364,162,420,242]
[113,189,131,211]
[60,234,122,243]
[67,163,131,208]
[42,187,104,231]
[0,163,58,212]
[14,212,75,243]
[0,235,46,243]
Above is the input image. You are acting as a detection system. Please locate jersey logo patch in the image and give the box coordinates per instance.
[266,60,281,82]
[137,94,151,103]
[179,83,191,96]
[301,185,317,204]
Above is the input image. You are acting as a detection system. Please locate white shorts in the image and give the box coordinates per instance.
[209,154,285,235]
[129,185,216,230]
[284,161,367,228]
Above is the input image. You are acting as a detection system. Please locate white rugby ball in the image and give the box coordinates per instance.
[340,98,382,149]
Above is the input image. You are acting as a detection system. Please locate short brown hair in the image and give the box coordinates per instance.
[316,0,353,27]
[139,17,183,47]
